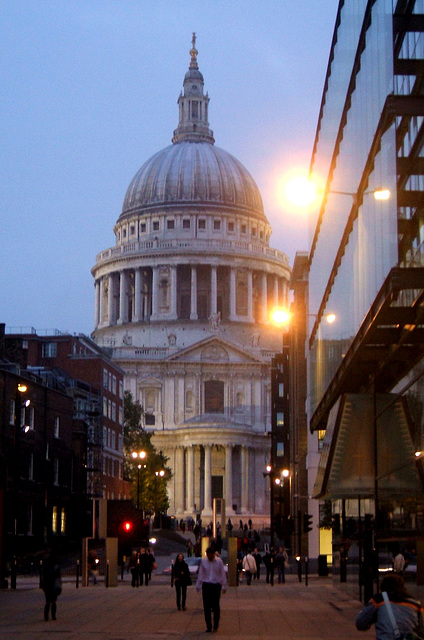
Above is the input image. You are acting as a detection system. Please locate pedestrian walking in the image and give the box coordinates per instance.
[275,546,288,583]
[356,573,424,640]
[147,547,157,580]
[138,548,151,585]
[41,551,61,621]
[196,546,227,633]
[242,550,257,585]
[393,551,406,575]
[171,553,192,610]
[252,548,262,580]
[263,547,276,585]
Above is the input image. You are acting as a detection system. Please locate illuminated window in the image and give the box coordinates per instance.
[52,506,58,533]
[103,369,108,389]
[54,416,60,438]
[61,508,66,534]
[276,442,284,457]
[276,412,284,426]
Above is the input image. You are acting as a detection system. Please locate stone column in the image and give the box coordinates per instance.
[186,445,195,514]
[273,275,279,309]
[99,276,105,326]
[118,270,128,325]
[241,446,248,514]
[261,273,268,323]
[133,268,141,322]
[94,279,100,328]
[211,266,217,315]
[151,266,159,319]
[175,447,185,514]
[107,273,116,325]
[229,268,237,321]
[225,445,233,512]
[190,266,198,319]
[170,265,178,319]
[247,270,254,322]
[204,444,212,513]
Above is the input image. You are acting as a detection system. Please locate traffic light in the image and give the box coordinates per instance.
[122,521,133,533]
[303,513,313,533]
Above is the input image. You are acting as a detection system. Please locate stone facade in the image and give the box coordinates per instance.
[92,36,290,521]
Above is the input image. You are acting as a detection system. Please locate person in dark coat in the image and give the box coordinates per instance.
[42,552,61,621]
[138,548,151,585]
[263,547,276,585]
[252,548,262,580]
[172,553,191,610]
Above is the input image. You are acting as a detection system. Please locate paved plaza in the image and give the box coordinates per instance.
[0,568,375,640]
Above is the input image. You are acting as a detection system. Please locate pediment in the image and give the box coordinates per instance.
[138,375,162,388]
[166,336,264,364]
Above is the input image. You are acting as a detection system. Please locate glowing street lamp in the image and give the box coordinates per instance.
[131,451,147,511]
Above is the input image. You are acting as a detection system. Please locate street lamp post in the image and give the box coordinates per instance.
[131,451,146,514]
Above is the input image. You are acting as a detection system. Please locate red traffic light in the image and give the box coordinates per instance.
[123,521,133,532]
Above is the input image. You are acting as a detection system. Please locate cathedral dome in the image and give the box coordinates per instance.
[121,141,265,219]
[119,34,265,222]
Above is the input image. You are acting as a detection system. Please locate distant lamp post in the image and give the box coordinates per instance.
[131,451,146,511]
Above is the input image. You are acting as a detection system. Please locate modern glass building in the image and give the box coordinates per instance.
[307,1,424,595]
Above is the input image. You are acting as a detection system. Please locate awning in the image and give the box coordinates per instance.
[313,393,423,500]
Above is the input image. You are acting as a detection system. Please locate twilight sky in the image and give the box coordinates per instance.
[1,0,338,336]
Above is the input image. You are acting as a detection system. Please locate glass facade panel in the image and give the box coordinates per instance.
[308,0,399,416]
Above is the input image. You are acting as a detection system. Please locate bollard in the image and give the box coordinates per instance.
[39,560,43,589]
[10,556,17,590]
[76,560,80,589]
[121,555,125,581]
[305,557,309,586]
[296,555,302,583]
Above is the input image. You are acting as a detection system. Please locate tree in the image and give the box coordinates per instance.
[123,391,171,515]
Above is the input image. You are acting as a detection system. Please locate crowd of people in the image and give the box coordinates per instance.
[126,547,157,587]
